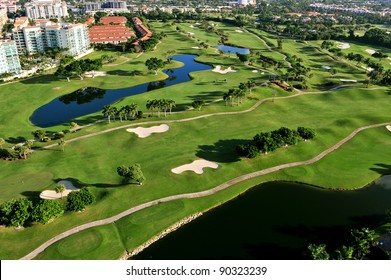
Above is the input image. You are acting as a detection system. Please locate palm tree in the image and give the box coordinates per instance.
[247,80,255,94]
[118,106,125,122]
[102,105,113,123]
[0,138,5,149]
[58,139,66,152]
[223,92,232,106]
[167,99,176,115]
[54,184,66,199]
[25,140,34,154]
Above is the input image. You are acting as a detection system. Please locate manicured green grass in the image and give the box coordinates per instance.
[0,21,390,260]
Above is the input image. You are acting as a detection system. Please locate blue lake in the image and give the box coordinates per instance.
[134,177,391,260]
[30,54,212,127]
[215,44,250,55]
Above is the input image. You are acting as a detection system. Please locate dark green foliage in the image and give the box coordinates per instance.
[236,52,249,63]
[145,57,165,74]
[297,127,316,140]
[31,199,64,224]
[0,198,32,227]
[32,129,46,141]
[117,163,145,185]
[191,100,205,111]
[307,244,330,260]
[237,127,315,158]
[236,143,259,158]
[66,188,96,212]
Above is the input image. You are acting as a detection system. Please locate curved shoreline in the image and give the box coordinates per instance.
[20,121,390,260]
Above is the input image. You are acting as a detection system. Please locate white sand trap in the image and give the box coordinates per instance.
[336,42,350,49]
[189,25,194,28]
[386,125,391,132]
[340,79,358,82]
[126,124,169,138]
[252,70,260,73]
[85,71,106,78]
[365,49,376,55]
[235,30,243,33]
[361,66,374,71]
[322,65,332,70]
[171,159,220,174]
[212,65,237,74]
[40,180,79,200]
[192,46,201,49]
[187,32,195,35]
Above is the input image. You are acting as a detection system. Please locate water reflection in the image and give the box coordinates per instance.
[59,87,105,105]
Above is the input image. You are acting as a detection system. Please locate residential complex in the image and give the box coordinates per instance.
[0,40,21,75]
[25,0,68,20]
[12,20,90,55]
[89,16,135,44]
[132,17,152,45]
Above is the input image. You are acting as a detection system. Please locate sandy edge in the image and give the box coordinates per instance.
[212,65,237,74]
[386,125,391,132]
[40,180,79,200]
[336,42,350,49]
[172,159,220,174]
[126,124,169,138]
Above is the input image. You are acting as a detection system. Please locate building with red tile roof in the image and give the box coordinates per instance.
[88,16,135,44]
[131,17,152,45]
[100,16,126,26]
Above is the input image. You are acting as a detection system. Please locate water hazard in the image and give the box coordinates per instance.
[134,177,391,260]
[30,54,212,127]
[215,44,250,55]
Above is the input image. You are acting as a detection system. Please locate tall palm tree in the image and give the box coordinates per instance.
[54,184,66,199]
[167,99,176,115]
[118,107,125,122]
[223,92,232,106]
[0,138,5,149]
[102,105,113,123]
[247,80,255,94]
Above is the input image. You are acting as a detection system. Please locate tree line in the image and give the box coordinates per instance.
[237,127,316,158]
[55,58,103,82]
[223,80,256,107]
[0,187,95,228]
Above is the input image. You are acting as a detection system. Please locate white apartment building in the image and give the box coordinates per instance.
[12,22,90,56]
[0,40,22,75]
[25,0,68,20]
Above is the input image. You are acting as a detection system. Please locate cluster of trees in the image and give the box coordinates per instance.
[55,58,103,81]
[102,103,141,123]
[308,228,379,260]
[237,127,316,158]
[223,80,255,107]
[320,41,391,85]
[146,99,176,117]
[145,57,165,75]
[117,164,145,185]
[191,100,206,111]
[0,187,95,227]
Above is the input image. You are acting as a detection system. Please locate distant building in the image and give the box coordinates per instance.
[25,0,68,20]
[0,7,7,32]
[12,21,90,55]
[81,1,127,14]
[89,16,135,44]
[0,40,21,75]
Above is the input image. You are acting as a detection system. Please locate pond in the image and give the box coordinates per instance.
[215,44,250,55]
[30,54,212,127]
[134,176,391,260]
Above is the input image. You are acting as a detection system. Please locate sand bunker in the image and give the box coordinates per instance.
[386,125,391,132]
[192,46,201,49]
[322,65,332,70]
[126,124,169,138]
[40,180,79,200]
[189,25,195,28]
[171,159,220,174]
[85,71,106,78]
[361,66,374,71]
[235,30,243,33]
[340,79,358,82]
[336,42,350,49]
[365,49,376,55]
[212,65,237,74]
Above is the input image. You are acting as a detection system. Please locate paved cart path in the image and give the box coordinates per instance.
[21,121,390,260]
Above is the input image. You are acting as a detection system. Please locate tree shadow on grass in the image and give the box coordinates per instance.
[370,163,391,176]
[6,136,26,144]
[196,139,253,163]
[106,70,132,76]
[20,191,42,201]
